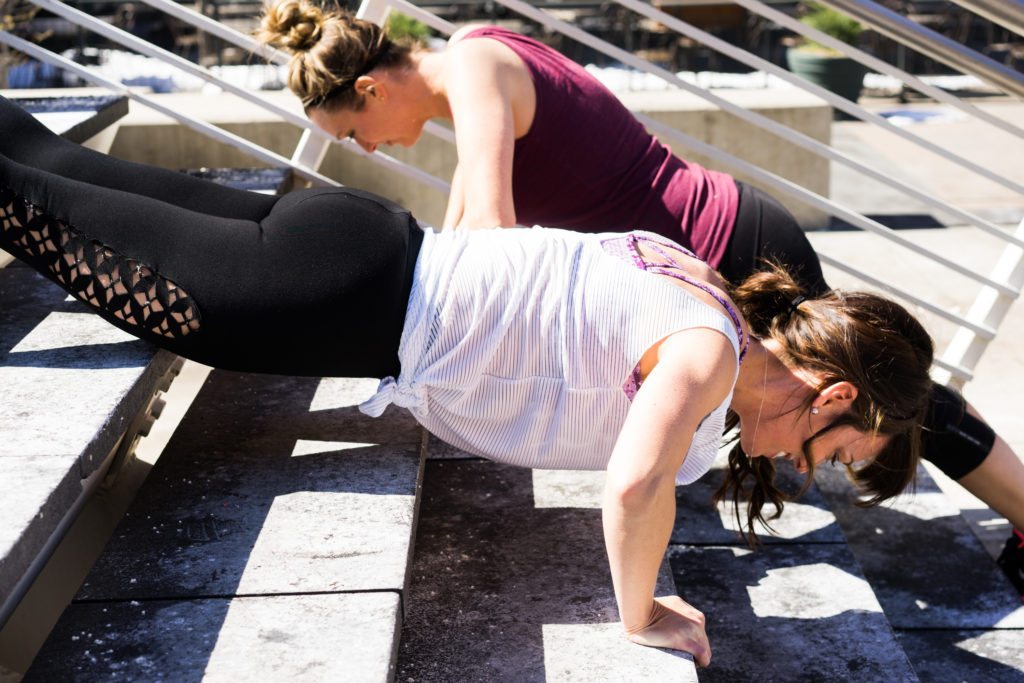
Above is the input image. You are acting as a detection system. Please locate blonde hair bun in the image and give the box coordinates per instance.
[257,0,326,53]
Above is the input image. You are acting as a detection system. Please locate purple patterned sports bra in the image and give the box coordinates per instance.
[602,232,749,400]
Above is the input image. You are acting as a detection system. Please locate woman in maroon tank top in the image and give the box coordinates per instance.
[257,0,1024,604]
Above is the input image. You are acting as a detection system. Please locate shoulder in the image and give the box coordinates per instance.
[448,23,493,45]
[443,28,532,94]
[657,327,738,401]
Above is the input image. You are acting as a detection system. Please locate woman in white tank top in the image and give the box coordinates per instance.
[0,98,936,667]
[362,226,935,665]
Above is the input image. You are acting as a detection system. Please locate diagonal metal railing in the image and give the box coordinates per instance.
[1,0,1021,387]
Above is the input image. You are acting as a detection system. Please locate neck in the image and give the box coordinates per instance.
[407,50,452,121]
[733,340,772,404]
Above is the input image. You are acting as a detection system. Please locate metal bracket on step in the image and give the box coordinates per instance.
[100,356,185,489]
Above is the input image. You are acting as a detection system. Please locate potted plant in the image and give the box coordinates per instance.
[786,2,867,110]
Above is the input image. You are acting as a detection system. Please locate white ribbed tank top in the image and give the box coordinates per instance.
[360,227,740,485]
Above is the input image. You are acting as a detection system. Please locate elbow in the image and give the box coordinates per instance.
[606,471,673,512]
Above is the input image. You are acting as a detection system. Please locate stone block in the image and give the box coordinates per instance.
[0,267,173,615]
[668,543,916,681]
[74,371,424,601]
[27,592,400,682]
[896,629,1024,681]
[398,460,696,681]
[814,465,1024,628]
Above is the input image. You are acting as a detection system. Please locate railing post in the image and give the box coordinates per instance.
[939,218,1024,389]
[356,0,393,24]
[290,129,333,188]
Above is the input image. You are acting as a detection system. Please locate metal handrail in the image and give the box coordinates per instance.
[21,0,450,192]
[732,0,1023,140]
[0,31,335,185]
[949,0,1024,37]
[638,111,1014,322]
[614,0,1024,248]
[819,0,1024,99]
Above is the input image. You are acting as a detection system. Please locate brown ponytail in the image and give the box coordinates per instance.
[715,263,934,544]
[256,0,412,111]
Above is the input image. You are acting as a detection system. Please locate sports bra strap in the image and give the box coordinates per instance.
[628,233,748,364]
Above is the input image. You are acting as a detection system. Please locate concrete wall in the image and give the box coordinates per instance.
[104,88,831,229]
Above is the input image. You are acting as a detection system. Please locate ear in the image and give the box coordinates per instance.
[354,75,386,101]
[814,381,858,412]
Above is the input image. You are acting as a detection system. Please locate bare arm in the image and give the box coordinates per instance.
[442,39,519,229]
[603,328,735,665]
[442,162,466,230]
[957,405,1024,531]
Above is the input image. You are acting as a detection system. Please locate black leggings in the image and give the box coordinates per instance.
[723,180,995,479]
[0,95,422,378]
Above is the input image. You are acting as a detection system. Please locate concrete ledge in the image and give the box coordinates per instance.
[0,266,176,621]
[398,459,697,680]
[24,592,401,682]
[28,373,425,680]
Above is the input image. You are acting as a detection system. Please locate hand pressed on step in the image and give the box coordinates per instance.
[626,595,711,667]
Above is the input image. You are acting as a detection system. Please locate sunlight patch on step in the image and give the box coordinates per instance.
[868,491,960,521]
[531,469,606,508]
[716,500,835,538]
[10,311,135,352]
[543,622,698,680]
[748,563,881,619]
[308,377,378,411]
[291,440,376,457]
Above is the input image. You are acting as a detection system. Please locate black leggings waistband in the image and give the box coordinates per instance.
[0,95,421,378]
[721,180,828,297]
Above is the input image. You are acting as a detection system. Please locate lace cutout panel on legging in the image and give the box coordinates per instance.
[0,185,201,339]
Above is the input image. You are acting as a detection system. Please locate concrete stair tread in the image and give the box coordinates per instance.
[398,459,698,681]
[670,460,917,681]
[669,543,917,681]
[23,592,401,682]
[816,465,1024,629]
[0,267,176,617]
[27,372,425,679]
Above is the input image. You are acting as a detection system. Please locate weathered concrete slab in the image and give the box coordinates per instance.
[74,371,424,601]
[0,267,174,613]
[668,543,917,681]
[896,629,1024,682]
[0,454,80,604]
[673,453,847,545]
[26,592,401,682]
[398,460,696,682]
[27,370,424,680]
[815,465,1024,629]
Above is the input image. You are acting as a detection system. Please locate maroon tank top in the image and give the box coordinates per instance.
[462,27,738,268]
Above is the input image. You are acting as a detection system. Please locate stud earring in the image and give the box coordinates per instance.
[810,407,820,415]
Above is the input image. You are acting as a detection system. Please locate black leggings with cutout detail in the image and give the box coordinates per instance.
[0,95,421,379]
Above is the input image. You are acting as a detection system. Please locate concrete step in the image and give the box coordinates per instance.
[0,265,178,631]
[671,460,918,682]
[815,465,1024,679]
[397,455,697,681]
[400,444,1024,681]
[26,372,425,681]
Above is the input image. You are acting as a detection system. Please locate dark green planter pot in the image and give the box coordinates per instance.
[786,48,867,117]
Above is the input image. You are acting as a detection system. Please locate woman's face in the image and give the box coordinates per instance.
[739,385,891,474]
[308,83,424,154]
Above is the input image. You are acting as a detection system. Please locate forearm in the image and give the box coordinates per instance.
[958,436,1024,531]
[602,473,677,630]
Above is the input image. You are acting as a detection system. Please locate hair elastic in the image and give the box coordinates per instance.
[788,295,807,315]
